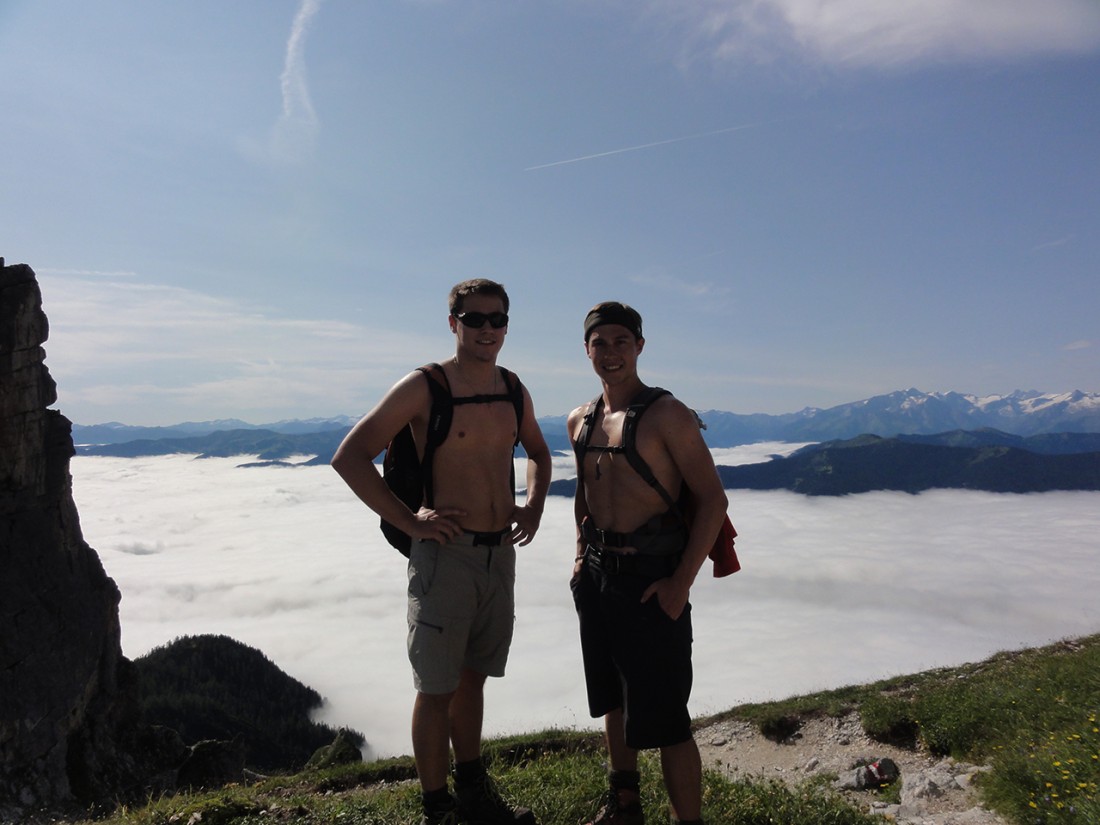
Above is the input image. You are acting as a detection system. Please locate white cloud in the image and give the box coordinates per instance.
[1063,340,1093,351]
[38,274,436,424]
[648,0,1100,68]
[70,453,1100,760]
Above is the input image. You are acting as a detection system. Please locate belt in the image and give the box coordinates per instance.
[584,544,680,577]
[463,528,509,547]
[580,518,684,553]
[581,520,633,548]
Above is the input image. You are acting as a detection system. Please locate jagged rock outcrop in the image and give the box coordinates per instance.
[305,729,364,771]
[0,260,163,817]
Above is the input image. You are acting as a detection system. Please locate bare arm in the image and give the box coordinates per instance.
[331,371,465,544]
[642,399,729,618]
[567,405,590,575]
[510,382,552,546]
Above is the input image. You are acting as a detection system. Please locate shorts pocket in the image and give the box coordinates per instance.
[569,561,591,602]
[408,542,439,597]
[645,593,691,624]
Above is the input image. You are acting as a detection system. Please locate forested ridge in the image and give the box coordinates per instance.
[134,635,365,772]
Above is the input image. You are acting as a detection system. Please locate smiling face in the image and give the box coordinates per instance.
[585,323,644,385]
[449,292,508,362]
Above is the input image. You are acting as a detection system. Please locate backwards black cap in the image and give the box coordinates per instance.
[583,301,643,342]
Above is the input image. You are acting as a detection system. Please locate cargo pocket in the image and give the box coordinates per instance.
[407,541,439,598]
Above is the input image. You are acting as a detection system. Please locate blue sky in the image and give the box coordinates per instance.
[3,0,1099,425]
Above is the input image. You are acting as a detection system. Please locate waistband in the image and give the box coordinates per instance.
[584,544,680,578]
[418,530,511,549]
[452,528,510,547]
[580,519,683,554]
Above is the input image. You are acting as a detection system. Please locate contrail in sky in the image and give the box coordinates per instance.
[282,0,322,122]
[1031,234,1074,252]
[523,122,764,171]
[272,0,323,161]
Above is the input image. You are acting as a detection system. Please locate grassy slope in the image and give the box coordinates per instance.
[86,634,1100,825]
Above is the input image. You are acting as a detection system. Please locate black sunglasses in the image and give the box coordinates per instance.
[452,311,509,329]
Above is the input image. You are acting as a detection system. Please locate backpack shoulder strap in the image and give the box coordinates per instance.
[573,395,603,465]
[417,363,452,507]
[499,367,525,446]
[620,387,680,513]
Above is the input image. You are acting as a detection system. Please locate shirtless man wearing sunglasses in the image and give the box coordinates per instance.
[333,279,551,825]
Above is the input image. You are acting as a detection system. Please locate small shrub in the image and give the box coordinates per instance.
[914,683,992,757]
[759,713,801,743]
[859,694,918,747]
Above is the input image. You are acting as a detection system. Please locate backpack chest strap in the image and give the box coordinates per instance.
[419,364,525,508]
[451,392,515,406]
[574,389,680,514]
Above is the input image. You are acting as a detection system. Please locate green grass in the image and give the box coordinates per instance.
[99,747,877,825]
[81,634,1100,825]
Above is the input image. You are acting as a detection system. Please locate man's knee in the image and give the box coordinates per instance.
[658,736,701,766]
[416,689,456,712]
[458,667,489,690]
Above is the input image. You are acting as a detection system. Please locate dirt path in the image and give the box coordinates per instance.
[695,712,1011,824]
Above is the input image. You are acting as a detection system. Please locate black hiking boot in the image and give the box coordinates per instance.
[421,793,462,825]
[584,787,645,825]
[454,771,537,825]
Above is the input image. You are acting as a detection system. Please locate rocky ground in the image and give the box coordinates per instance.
[695,712,1011,825]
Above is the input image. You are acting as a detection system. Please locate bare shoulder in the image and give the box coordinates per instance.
[567,403,590,424]
[641,393,712,459]
[566,403,591,439]
[381,368,434,415]
[647,392,699,431]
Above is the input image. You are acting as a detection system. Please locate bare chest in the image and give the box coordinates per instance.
[436,400,518,460]
[581,413,672,529]
[431,400,519,526]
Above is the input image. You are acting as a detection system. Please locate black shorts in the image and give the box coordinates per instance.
[571,559,694,750]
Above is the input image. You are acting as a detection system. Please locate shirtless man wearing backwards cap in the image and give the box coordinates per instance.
[567,302,728,825]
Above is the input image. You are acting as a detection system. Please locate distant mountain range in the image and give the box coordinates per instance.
[712,433,1100,496]
[73,389,1100,496]
[693,388,1100,443]
[77,428,344,464]
[75,389,1100,457]
[728,431,1100,495]
[545,430,1100,498]
[72,416,356,446]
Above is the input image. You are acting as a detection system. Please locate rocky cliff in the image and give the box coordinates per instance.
[0,260,160,817]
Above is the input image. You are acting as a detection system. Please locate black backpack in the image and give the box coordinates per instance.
[574,387,740,576]
[380,362,525,556]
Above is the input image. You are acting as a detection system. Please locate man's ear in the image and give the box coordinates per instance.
[448,314,458,334]
[636,336,645,354]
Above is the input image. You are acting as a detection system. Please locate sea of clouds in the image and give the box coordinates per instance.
[69,444,1100,761]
